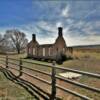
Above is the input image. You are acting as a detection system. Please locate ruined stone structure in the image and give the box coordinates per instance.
[27,27,69,61]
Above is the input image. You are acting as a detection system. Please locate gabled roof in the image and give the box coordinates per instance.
[27,40,39,47]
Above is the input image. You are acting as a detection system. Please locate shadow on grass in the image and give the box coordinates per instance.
[0,67,50,100]
[0,67,61,100]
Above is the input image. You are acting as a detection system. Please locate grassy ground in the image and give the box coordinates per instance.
[0,72,36,100]
[63,51,100,73]
[62,51,100,99]
[0,51,100,99]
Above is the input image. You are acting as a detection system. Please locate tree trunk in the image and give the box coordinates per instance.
[17,49,20,54]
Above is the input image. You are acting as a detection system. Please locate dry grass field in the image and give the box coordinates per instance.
[64,51,100,73]
[0,49,100,100]
[62,50,100,99]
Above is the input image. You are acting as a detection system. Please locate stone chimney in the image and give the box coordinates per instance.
[58,27,63,37]
[32,34,36,41]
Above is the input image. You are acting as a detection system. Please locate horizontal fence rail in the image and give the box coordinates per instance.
[22,65,51,76]
[20,59,100,79]
[56,85,91,100]
[0,56,100,100]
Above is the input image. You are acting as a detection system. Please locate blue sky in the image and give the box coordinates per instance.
[0,0,100,46]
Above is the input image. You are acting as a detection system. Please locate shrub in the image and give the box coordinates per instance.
[56,53,73,64]
[0,51,6,55]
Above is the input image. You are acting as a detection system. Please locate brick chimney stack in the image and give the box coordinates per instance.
[58,27,63,37]
[32,34,36,41]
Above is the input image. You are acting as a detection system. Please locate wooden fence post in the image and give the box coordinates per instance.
[50,61,56,100]
[6,55,8,68]
[19,58,23,76]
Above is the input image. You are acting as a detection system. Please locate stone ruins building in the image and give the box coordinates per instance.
[27,27,72,61]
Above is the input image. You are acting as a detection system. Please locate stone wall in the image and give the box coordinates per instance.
[27,27,68,59]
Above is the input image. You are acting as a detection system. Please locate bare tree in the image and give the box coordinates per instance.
[0,34,7,53]
[0,34,3,50]
[5,29,28,54]
[0,34,1,38]
[0,34,4,43]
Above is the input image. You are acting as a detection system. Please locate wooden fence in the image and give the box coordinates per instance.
[0,56,100,100]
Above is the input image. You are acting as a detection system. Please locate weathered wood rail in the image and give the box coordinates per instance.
[0,56,100,100]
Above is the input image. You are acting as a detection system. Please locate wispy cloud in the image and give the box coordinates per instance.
[61,5,70,18]
[0,1,100,46]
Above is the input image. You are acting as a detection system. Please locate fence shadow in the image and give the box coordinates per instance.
[0,67,51,100]
[1,56,100,100]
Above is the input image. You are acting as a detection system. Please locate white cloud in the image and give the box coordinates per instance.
[83,9,97,19]
[14,21,57,44]
[61,5,70,18]
[18,19,100,46]
[1,20,100,46]
[66,18,74,24]
[75,21,85,28]
[56,22,63,27]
